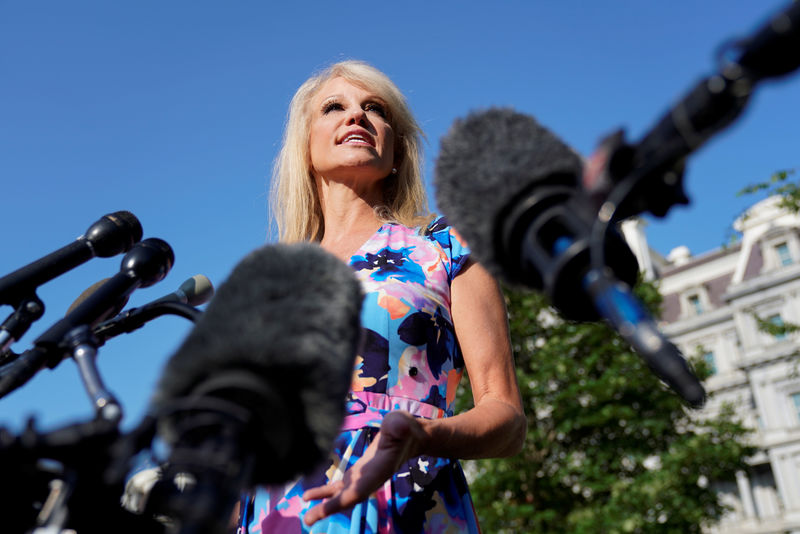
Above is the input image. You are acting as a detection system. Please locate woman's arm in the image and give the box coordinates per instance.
[303,259,526,525]
[417,258,526,458]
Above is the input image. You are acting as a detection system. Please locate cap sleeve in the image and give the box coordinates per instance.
[425,215,471,282]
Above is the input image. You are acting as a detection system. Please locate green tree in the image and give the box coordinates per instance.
[722,169,798,248]
[458,281,755,533]
[736,168,800,339]
[738,168,799,213]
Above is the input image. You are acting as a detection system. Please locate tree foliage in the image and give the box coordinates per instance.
[458,281,755,533]
[738,168,799,213]
[736,168,800,338]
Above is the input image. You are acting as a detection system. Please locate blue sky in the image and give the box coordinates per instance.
[1,1,799,431]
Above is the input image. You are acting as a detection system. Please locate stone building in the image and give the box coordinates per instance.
[622,196,800,533]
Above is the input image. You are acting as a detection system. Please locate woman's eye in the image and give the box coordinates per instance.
[322,102,343,114]
[365,103,387,118]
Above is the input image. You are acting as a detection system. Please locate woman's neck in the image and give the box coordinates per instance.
[316,177,385,262]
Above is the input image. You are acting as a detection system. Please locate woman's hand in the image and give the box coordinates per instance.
[302,410,426,526]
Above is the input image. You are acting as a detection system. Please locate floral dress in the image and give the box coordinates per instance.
[239,217,481,534]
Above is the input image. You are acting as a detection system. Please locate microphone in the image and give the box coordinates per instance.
[435,108,639,319]
[67,278,132,316]
[730,1,800,83]
[434,108,705,408]
[0,238,174,399]
[92,275,214,342]
[149,274,215,307]
[143,243,363,533]
[0,211,142,353]
[36,238,174,349]
[0,211,143,307]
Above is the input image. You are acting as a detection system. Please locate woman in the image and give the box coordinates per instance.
[239,60,526,533]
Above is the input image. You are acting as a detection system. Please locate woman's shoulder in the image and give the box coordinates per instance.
[421,215,467,246]
[378,215,470,261]
[421,214,448,238]
[419,215,471,278]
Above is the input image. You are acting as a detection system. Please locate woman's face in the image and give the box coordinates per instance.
[308,77,395,184]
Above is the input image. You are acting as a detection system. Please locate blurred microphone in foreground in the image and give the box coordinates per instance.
[435,108,706,408]
[119,243,362,534]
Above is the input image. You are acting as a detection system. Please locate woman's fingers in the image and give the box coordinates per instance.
[302,480,343,501]
[301,412,426,526]
[303,485,362,525]
[304,498,336,525]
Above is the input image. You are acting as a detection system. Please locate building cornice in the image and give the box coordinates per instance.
[661,306,733,337]
[738,344,798,371]
[724,263,800,301]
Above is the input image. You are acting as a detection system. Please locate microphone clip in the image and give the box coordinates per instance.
[583,129,689,221]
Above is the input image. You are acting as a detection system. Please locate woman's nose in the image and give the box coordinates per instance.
[346,107,367,125]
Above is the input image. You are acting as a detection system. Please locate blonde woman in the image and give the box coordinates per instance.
[239,60,525,533]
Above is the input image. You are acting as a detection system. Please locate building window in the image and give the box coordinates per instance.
[703,351,716,375]
[768,314,786,339]
[688,294,703,316]
[792,393,800,423]
[775,242,793,266]
[751,464,781,519]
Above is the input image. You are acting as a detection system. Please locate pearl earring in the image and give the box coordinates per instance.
[391,168,397,175]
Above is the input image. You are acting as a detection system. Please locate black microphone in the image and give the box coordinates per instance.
[144,243,363,534]
[435,108,639,318]
[434,108,705,408]
[36,238,174,349]
[0,238,174,399]
[66,278,132,316]
[735,1,800,83]
[0,211,143,307]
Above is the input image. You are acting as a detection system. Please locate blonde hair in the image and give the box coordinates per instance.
[270,60,430,243]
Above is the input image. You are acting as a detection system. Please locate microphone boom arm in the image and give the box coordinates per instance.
[92,301,203,344]
[593,1,800,221]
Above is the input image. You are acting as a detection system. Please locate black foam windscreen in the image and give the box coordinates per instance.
[434,107,583,281]
[150,243,363,484]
